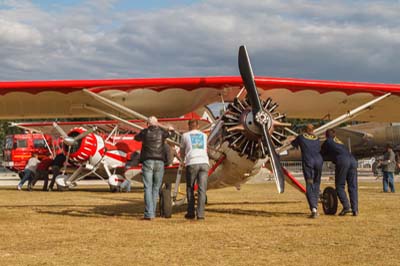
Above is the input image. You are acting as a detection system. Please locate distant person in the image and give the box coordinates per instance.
[181,119,209,220]
[30,155,53,191]
[380,144,396,193]
[135,116,170,220]
[17,152,40,191]
[321,129,358,216]
[49,152,66,191]
[290,124,323,218]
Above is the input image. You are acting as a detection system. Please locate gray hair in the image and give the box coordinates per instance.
[148,116,158,126]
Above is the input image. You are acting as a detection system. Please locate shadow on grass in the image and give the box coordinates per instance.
[206,208,305,218]
[35,199,145,218]
[206,200,301,206]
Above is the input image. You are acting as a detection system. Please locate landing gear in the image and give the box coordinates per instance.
[159,183,172,218]
[321,186,338,215]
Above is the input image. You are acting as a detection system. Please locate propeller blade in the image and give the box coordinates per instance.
[61,145,71,175]
[261,124,285,193]
[238,45,285,193]
[74,127,96,141]
[52,122,68,138]
[238,45,263,114]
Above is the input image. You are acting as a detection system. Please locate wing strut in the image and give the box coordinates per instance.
[278,92,392,154]
[82,89,181,145]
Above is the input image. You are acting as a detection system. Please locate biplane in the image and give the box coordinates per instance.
[2,45,400,217]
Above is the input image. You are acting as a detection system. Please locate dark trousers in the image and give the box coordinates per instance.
[186,164,209,218]
[30,169,49,191]
[302,160,322,211]
[49,165,61,190]
[335,158,358,212]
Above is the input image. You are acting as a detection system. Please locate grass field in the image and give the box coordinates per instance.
[0,181,399,266]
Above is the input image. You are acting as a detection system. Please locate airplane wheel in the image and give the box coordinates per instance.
[322,186,338,215]
[159,185,172,218]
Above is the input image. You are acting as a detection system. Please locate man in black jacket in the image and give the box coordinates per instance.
[135,116,169,220]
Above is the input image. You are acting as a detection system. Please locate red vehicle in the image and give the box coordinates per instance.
[2,133,53,173]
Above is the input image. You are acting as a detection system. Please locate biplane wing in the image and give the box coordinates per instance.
[1,76,400,122]
[10,116,210,136]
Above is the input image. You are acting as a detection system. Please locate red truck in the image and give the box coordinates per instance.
[2,133,53,173]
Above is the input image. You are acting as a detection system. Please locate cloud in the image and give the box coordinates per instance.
[0,0,399,83]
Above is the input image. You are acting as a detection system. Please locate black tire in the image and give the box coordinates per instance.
[159,186,172,218]
[321,186,338,215]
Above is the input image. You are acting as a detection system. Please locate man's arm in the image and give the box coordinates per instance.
[134,130,144,141]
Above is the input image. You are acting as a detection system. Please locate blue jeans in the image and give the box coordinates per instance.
[18,169,34,188]
[142,160,164,218]
[186,164,209,218]
[383,171,395,192]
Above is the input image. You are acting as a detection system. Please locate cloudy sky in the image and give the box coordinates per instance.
[1,0,400,83]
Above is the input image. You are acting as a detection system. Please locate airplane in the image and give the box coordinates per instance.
[9,116,207,192]
[1,45,400,218]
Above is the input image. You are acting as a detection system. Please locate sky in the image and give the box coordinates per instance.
[1,0,400,83]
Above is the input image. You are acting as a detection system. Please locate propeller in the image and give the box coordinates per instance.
[238,45,285,193]
[52,122,96,147]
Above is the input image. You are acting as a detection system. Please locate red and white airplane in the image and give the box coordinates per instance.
[10,117,207,192]
[2,45,400,216]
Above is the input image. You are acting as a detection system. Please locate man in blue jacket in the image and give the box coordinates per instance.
[321,129,358,216]
[291,124,323,218]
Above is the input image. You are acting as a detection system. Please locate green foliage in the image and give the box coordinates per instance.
[0,121,23,154]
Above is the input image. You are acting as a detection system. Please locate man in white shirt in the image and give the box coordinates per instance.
[180,120,209,220]
[17,152,40,191]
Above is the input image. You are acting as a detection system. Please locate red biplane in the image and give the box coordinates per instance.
[1,46,400,216]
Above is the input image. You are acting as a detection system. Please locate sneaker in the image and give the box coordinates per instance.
[309,210,319,219]
[184,213,195,220]
[197,217,205,221]
[352,211,359,216]
[141,217,153,221]
[338,208,352,216]
[17,185,21,191]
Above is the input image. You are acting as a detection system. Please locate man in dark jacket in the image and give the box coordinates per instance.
[290,124,323,218]
[134,116,169,220]
[321,129,358,216]
[49,152,66,191]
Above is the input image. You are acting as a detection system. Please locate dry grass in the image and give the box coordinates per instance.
[0,181,399,266]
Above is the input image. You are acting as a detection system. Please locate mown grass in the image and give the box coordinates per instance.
[0,181,399,266]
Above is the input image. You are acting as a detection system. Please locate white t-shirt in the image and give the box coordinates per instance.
[181,130,209,166]
[25,157,40,173]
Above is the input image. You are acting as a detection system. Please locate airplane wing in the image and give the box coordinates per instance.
[1,77,400,121]
[11,116,210,135]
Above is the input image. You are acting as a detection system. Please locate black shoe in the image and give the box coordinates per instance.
[339,208,352,216]
[184,213,195,220]
[352,211,359,216]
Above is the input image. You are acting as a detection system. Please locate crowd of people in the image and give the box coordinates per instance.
[17,151,66,191]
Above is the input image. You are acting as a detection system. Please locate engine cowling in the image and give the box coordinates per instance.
[65,127,99,164]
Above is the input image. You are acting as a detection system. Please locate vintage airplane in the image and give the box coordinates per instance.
[10,116,206,191]
[1,45,400,217]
